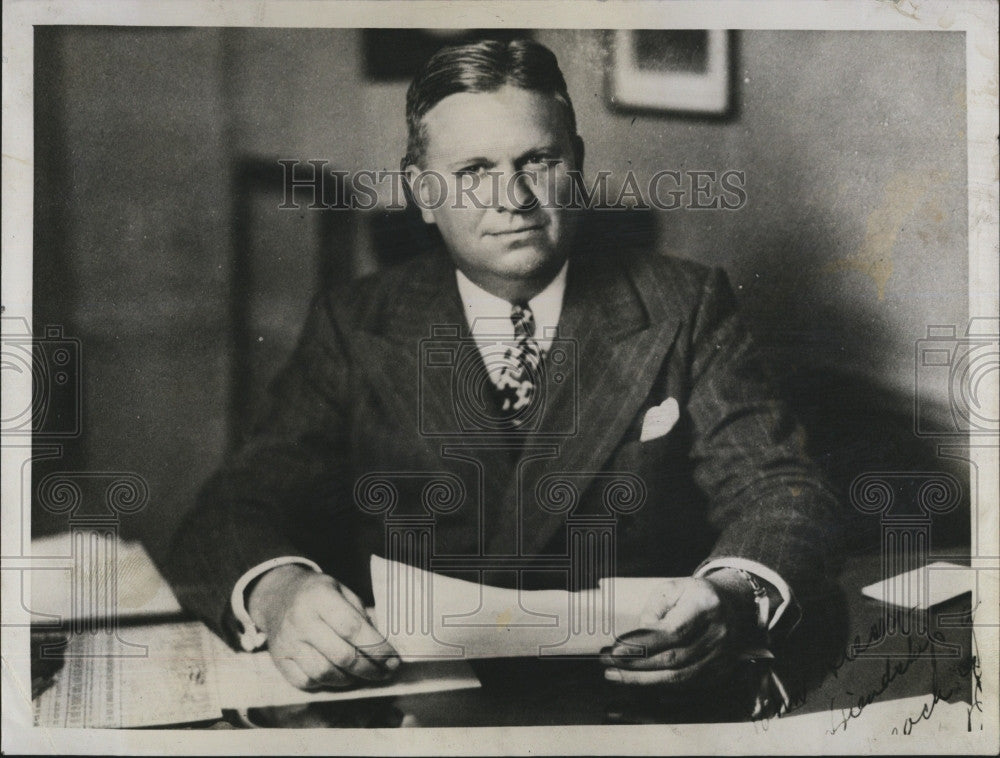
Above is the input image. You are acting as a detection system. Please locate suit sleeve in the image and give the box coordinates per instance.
[685,268,844,608]
[164,291,353,647]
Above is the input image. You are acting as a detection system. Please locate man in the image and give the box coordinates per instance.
[167,39,841,696]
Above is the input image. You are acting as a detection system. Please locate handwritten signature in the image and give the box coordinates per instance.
[826,632,933,734]
[748,604,981,737]
[890,605,985,736]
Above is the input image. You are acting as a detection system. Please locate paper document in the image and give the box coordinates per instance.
[33,621,221,728]
[33,620,480,727]
[861,561,972,609]
[29,533,183,622]
[205,632,479,710]
[370,555,665,660]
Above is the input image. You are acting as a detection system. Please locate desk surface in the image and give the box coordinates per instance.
[230,550,976,729]
[31,548,974,730]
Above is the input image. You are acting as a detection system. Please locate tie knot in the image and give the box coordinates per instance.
[510,301,535,338]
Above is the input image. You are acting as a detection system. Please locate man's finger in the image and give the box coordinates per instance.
[289,643,354,689]
[272,655,312,691]
[335,581,368,615]
[302,620,392,682]
[604,645,726,686]
[317,596,399,665]
[647,585,719,649]
[614,606,713,658]
[636,579,685,626]
[603,622,726,671]
[273,649,349,691]
[324,580,390,655]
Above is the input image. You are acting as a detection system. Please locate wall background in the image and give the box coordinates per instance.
[32,28,970,561]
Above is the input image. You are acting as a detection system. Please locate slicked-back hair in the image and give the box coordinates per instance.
[402,38,578,170]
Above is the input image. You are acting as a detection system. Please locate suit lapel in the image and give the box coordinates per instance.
[352,252,469,466]
[487,248,684,558]
[354,253,533,557]
[353,247,684,562]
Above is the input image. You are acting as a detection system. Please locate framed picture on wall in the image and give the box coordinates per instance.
[607,29,732,115]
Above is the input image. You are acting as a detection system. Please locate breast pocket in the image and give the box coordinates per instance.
[611,411,691,485]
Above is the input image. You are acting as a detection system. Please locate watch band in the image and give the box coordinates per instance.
[736,568,771,631]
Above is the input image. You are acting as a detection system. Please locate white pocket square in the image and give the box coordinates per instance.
[639,397,680,442]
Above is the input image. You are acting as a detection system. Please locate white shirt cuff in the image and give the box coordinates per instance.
[695,557,795,631]
[230,556,322,651]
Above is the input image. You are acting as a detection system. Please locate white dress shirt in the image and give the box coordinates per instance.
[454,261,568,357]
[230,260,795,652]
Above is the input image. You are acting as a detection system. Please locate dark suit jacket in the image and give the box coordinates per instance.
[167,242,843,648]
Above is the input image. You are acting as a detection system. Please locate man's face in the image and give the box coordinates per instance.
[408,85,583,300]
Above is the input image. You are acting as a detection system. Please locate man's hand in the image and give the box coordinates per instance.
[247,564,400,691]
[600,572,758,686]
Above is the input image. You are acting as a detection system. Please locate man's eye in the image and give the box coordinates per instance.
[524,155,561,168]
[456,165,487,177]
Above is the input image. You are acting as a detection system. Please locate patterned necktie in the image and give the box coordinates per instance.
[493,301,542,423]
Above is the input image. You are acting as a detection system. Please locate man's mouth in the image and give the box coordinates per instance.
[486,224,545,236]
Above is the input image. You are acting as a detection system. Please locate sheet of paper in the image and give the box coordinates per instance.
[33,621,222,728]
[370,555,667,660]
[29,533,184,622]
[860,561,971,609]
[33,619,481,727]
[204,632,480,710]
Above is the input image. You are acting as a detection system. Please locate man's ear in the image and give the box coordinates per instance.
[404,163,438,225]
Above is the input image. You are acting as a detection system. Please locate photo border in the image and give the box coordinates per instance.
[2,1,997,755]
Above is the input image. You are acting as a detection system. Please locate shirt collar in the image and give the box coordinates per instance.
[454,261,568,350]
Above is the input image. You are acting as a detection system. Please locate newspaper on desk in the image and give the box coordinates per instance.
[30,537,480,728]
[32,621,481,728]
[32,622,221,728]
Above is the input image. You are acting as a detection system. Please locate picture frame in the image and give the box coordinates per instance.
[607,29,732,115]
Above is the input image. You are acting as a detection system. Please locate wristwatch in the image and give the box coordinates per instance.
[735,567,772,631]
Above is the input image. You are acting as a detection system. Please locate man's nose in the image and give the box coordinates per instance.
[497,169,539,212]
